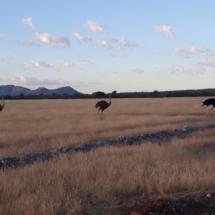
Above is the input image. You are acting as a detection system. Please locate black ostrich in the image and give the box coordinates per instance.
[95,94,111,115]
[0,97,5,112]
[202,98,215,117]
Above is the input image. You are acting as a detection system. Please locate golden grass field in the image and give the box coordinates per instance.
[0,97,215,214]
[0,97,213,158]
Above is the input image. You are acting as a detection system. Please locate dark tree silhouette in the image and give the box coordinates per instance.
[93,91,106,98]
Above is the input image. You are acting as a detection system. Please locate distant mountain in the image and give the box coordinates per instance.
[0,85,81,96]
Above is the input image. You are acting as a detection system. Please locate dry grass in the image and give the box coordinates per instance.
[0,98,215,214]
[1,129,215,215]
[0,97,213,158]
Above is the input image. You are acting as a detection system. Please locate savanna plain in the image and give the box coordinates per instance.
[1,97,215,215]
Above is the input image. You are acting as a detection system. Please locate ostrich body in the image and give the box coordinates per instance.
[0,97,5,112]
[95,94,111,115]
[202,98,215,117]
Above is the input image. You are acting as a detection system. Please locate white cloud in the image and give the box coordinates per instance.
[21,17,35,29]
[60,62,75,68]
[35,32,70,48]
[174,46,198,57]
[10,76,69,86]
[130,69,145,75]
[198,61,215,68]
[21,17,70,48]
[174,46,213,58]
[55,77,69,85]
[10,76,28,84]
[154,25,175,38]
[85,21,107,33]
[97,40,111,48]
[112,37,137,49]
[18,60,52,69]
[74,32,92,44]
[74,33,83,40]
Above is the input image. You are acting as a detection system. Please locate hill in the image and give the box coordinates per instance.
[0,85,81,96]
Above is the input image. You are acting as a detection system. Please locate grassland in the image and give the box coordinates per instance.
[0,97,215,214]
[0,97,213,158]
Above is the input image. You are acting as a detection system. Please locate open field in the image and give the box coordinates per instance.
[1,97,215,214]
[1,129,215,214]
[0,97,214,158]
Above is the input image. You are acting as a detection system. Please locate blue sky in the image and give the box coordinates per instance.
[0,0,215,94]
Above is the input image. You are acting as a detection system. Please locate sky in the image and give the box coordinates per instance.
[0,0,215,94]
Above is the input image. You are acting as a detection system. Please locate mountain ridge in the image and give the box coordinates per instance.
[0,85,81,96]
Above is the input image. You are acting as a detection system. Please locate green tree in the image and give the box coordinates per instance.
[112,90,117,95]
[92,91,106,98]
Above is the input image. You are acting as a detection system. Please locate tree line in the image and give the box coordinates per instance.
[1,88,215,100]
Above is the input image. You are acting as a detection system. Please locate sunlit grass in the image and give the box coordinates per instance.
[0,97,212,158]
[1,129,215,214]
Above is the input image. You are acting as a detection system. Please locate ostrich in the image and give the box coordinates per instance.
[0,97,5,112]
[202,98,215,117]
[95,94,111,115]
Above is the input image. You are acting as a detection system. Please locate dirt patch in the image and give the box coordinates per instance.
[83,192,215,215]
